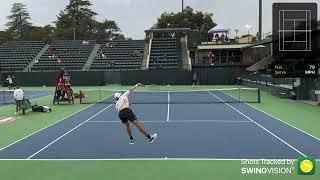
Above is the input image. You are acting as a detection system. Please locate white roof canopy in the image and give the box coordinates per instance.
[208,24,230,33]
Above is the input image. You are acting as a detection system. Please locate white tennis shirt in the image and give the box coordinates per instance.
[7,77,13,84]
[14,89,24,101]
[115,91,131,112]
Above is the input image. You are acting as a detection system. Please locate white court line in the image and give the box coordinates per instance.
[1,158,319,161]
[87,120,252,123]
[0,102,100,151]
[167,92,170,122]
[208,91,307,157]
[27,104,113,159]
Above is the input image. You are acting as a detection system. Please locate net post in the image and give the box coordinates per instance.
[238,87,241,102]
[258,88,261,103]
[99,88,102,102]
[79,90,83,104]
[2,90,4,104]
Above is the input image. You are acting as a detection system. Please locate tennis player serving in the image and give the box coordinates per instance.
[114,83,157,144]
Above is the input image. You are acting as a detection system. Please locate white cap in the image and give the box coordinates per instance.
[114,92,122,99]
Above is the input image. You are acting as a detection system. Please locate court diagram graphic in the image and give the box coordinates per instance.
[273,3,317,54]
[278,10,312,51]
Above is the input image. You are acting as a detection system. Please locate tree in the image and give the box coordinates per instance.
[24,25,55,42]
[56,0,97,30]
[0,31,13,43]
[55,0,124,41]
[155,6,216,32]
[6,3,32,39]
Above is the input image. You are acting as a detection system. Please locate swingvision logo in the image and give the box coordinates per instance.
[297,157,316,175]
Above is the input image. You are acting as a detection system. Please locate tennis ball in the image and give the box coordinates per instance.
[300,160,313,173]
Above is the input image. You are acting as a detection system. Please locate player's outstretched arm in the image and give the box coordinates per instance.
[129,83,143,92]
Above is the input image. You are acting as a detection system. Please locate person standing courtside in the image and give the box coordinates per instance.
[14,86,24,114]
[192,72,200,87]
[6,75,13,90]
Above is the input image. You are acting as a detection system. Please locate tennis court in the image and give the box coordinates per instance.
[0,90,53,107]
[0,87,319,160]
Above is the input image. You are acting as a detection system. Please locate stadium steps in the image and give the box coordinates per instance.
[83,44,101,71]
[180,36,191,71]
[24,44,49,72]
[246,55,272,72]
[142,38,152,70]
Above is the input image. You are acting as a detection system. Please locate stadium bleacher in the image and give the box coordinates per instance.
[32,40,95,71]
[149,38,178,69]
[90,40,144,71]
[0,38,180,72]
[0,41,45,72]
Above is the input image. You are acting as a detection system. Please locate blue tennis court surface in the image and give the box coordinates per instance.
[0,91,53,107]
[0,91,319,160]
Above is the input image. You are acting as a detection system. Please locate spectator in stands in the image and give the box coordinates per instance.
[6,75,14,90]
[220,34,225,41]
[111,60,116,67]
[153,57,157,64]
[192,73,200,87]
[48,48,53,54]
[215,33,220,40]
[14,86,24,114]
[208,52,215,65]
[101,53,106,59]
[82,41,89,45]
[106,61,111,67]
[96,52,101,59]
[52,54,56,60]
[171,33,176,39]
[163,54,167,62]
[225,35,229,42]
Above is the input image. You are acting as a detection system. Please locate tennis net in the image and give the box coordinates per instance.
[79,88,261,104]
[0,90,15,104]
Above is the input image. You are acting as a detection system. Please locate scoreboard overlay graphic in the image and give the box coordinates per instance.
[272,3,318,78]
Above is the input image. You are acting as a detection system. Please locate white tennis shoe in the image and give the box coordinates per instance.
[149,133,158,143]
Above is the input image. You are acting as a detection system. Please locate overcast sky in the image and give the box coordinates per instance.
[0,0,319,39]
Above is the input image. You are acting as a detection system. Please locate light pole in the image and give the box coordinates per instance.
[182,0,184,12]
[245,24,253,35]
[73,28,76,40]
[258,0,262,41]
[235,29,239,38]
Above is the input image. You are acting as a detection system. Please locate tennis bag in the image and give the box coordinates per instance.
[32,105,52,112]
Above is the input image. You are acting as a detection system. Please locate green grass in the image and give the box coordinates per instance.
[0,160,319,180]
[0,85,319,179]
